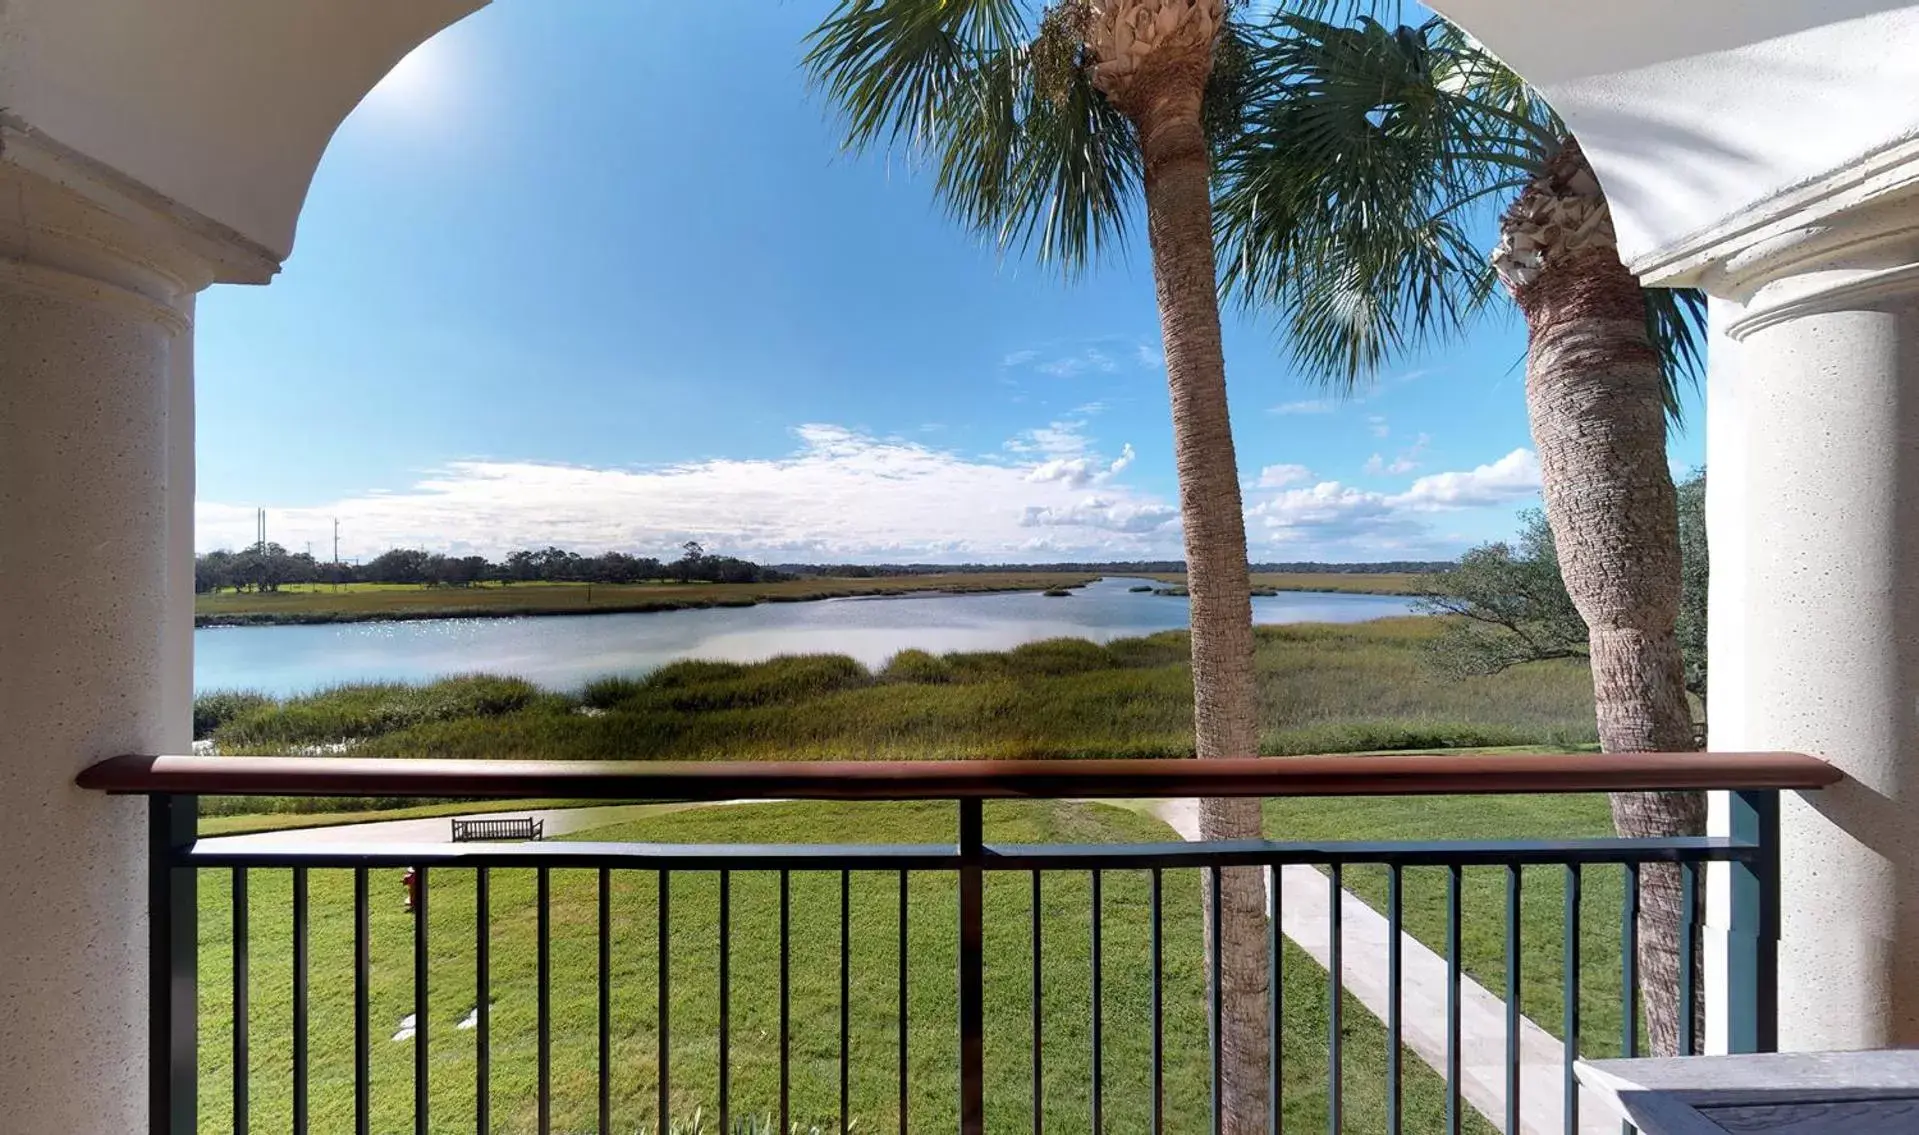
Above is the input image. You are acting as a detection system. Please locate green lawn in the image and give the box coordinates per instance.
[1265,794,1635,1061]
[198,800,1487,1134]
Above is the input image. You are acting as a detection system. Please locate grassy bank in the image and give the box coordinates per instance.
[198,800,1486,1134]
[194,619,1598,815]
[1147,571,1433,596]
[195,573,1099,627]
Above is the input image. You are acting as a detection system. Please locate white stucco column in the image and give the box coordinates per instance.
[1698,183,1919,1051]
[0,136,272,1130]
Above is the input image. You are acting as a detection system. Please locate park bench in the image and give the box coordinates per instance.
[450,816,544,842]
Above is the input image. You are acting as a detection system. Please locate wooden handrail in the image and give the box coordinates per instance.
[76,751,1840,801]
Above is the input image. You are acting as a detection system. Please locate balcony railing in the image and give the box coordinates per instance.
[79,751,1839,1135]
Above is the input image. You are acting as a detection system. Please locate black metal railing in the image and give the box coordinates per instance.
[81,751,1838,1135]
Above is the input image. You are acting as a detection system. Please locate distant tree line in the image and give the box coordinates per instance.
[195,540,789,594]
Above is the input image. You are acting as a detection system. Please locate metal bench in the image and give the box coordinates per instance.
[450,816,544,842]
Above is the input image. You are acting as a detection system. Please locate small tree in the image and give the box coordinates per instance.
[1420,469,1708,708]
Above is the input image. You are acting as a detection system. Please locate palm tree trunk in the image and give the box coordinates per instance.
[1134,79,1270,1135]
[1500,139,1703,1058]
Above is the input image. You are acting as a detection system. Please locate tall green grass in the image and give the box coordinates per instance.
[197,619,1597,815]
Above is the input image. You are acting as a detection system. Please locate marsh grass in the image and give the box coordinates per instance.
[197,620,1596,817]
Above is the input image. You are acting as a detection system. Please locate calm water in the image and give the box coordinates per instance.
[193,577,1417,695]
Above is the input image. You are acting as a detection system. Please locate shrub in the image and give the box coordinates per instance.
[193,690,271,740]
[879,649,950,684]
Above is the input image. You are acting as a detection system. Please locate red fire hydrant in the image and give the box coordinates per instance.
[402,866,419,914]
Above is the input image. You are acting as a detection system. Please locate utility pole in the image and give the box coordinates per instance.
[333,518,341,593]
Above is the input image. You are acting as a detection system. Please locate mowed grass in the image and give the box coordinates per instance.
[199,622,1597,801]
[195,573,1099,627]
[1145,572,1433,596]
[196,800,1486,1134]
[1265,794,1638,1061]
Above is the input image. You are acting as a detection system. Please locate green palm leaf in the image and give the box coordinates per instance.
[1217,14,1704,416]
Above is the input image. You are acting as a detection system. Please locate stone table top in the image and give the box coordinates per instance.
[1575,1050,1919,1133]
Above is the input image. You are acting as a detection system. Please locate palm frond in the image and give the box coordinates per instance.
[808,0,1138,275]
[1645,287,1707,425]
[1216,15,1531,387]
[804,0,1028,153]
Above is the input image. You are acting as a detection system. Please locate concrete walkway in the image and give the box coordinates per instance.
[200,802,708,850]
[205,799,1614,1132]
[1157,800,1613,1135]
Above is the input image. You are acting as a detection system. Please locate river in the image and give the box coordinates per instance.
[193,577,1418,696]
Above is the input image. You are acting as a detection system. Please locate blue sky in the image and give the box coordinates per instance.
[194,0,1703,564]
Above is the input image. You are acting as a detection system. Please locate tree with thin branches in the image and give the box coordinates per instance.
[805,1,1273,1125]
[1214,13,1708,1056]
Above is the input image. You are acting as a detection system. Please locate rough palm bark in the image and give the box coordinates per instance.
[1494,138,1705,1057]
[1087,2,1269,1129]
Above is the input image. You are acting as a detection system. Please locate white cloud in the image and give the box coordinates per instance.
[1000,349,1038,367]
[1006,419,1095,457]
[1032,346,1119,378]
[1022,497,1178,534]
[1394,447,1538,510]
[1243,448,1542,555]
[1135,342,1163,369]
[1365,433,1432,477]
[201,424,1181,563]
[1254,463,1312,489]
[1367,415,1390,439]
[1270,399,1337,415]
[1025,442,1137,489]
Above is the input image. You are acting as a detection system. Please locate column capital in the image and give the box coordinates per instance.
[0,118,283,327]
[1630,137,1919,341]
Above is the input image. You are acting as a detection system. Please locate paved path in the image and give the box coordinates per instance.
[199,802,722,850]
[1156,800,1613,1135]
[206,799,1613,1131]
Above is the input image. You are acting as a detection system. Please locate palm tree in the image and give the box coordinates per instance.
[1214,14,1707,1056]
[805,1,1272,1124]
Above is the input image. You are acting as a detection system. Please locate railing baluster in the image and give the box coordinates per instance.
[840,869,851,1135]
[233,867,249,1135]
[1151,868,1164,1135]
[898,868,909,1135]
[1621,862,1639,1135]
[1679,861,1697,1058]
[355,867,370,1135]
[538,867,551,1135]
[780,869,792,1135]
[150,794,197,1135]
[600,867,612,1135]
[1270,863,1283,1135]
[1564,864,1582,1135]
[1446,865,1462,1135]
[1506,866,1522,1135]
[1387,864,1402,1135]
[1622,862,1640,1060]
[1033,871,1044,1135]
[293,866,308,1135]
[719,868,731,1135]
[1328,864,1343,1135]
[477,867,490,1135]
[414,865,429,1135]
[658,870,670,1131]
[1209,866,1222,1135]
[959,801,985,1135]
[1091,869,1103,1135]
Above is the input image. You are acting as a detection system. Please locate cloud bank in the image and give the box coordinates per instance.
[201,427,1542,563]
